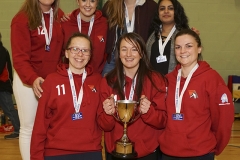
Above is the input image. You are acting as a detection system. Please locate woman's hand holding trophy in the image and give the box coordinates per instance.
[103,94,116,115]
[139,95,151,114]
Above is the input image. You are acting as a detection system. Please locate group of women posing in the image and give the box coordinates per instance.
[11,0,106,159]
[10,0,234,160]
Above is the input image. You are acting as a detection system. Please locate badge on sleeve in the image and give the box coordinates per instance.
[172,113,184,120]
[72,112,83,120]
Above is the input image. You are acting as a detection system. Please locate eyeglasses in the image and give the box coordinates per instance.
[67,47,91,56]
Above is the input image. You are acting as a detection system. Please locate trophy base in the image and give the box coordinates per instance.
[112,151,137,159]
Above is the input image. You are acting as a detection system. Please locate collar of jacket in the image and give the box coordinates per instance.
[136,0,146,6]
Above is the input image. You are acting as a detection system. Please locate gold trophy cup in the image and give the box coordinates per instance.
[112,100,141,159]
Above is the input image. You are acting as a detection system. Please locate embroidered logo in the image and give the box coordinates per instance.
[88,85,97,92]
[188,90,198,99]
[219,93,230,105]
[98,36,104,42]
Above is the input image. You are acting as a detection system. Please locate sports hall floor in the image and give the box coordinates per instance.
[0,117,239,160]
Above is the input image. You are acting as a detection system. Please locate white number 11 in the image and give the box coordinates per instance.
[56,84,65,96]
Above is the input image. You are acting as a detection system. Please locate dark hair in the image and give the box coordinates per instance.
[152,0,189,39]
[105,32,166,100]
[174,29,203,60]
[65,32,93,51]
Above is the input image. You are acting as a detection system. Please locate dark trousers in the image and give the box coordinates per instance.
[162,153,214,160]
[44,151,102,160]
[106,150,159,160]
[0,92,20,133]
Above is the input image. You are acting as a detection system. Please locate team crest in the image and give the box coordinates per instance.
[88,85,97,92]
[97,36,105,42]
[188,90,198,99]
[219,93,230,105]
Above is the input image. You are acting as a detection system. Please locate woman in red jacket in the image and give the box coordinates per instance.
[97,32,167,160]
[31,32,103,160]
[159,29,234,160]
[11,0,64,159]
[61,0,107,74]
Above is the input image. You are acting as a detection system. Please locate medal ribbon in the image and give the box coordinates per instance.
[124,1,139,33]
[175,63,199,113]
[67,68,87,113]
[124,75,137,101]
[41,8,53,46]
[77,13,95,36]
[158,25,176,56]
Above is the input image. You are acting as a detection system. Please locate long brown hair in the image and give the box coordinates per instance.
[104,0,125,29]
[106,32,167,100]
[18,0,60,30]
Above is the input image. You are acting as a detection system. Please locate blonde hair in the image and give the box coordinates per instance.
[105,0,125,29]
[18,0,60,30]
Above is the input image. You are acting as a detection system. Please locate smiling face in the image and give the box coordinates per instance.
[119,38,142,74]
[65,37,91,74]
[77,0,98,21]
[159,0,175,25]
[175,34,202,68]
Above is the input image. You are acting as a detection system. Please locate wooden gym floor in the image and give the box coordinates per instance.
[0,119,240,160]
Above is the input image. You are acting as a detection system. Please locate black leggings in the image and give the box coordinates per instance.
[44,151,102,160]
[162,153,214,160]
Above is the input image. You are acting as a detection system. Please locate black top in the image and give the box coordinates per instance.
[0,41,13,93]
[150,39,171,75]
[102,0,158,57]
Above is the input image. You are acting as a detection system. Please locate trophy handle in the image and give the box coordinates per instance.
[128,104,141,123]
[107,96,120,121]
[131,96,148,121]
[112,103,126,122]
[112,109,120,121]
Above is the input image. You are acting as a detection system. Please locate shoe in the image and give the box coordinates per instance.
[4,133,19,139]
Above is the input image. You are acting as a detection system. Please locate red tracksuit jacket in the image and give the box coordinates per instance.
[97,73,167,158]
[11,9,64,85]
[31,64,102,159]
[61,9,107,74]
[159,61,234,157]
